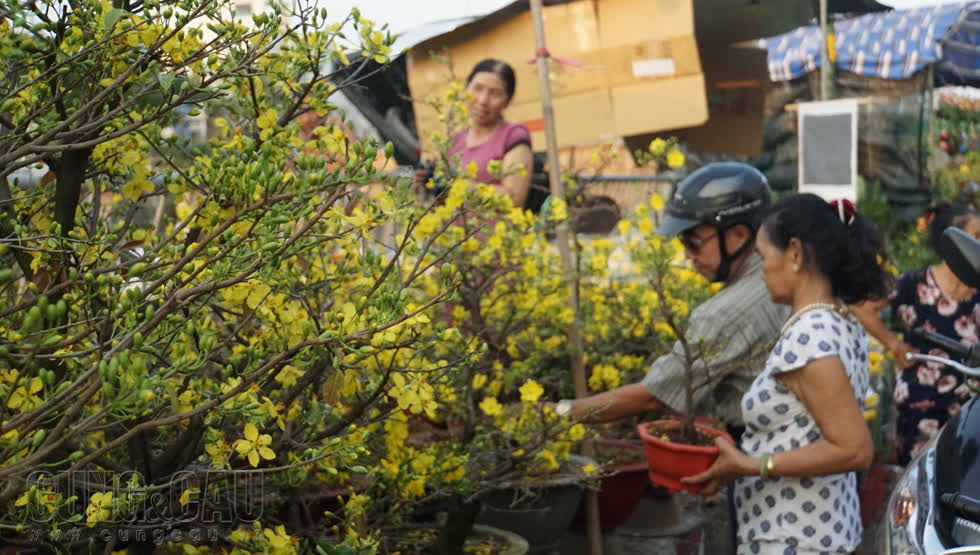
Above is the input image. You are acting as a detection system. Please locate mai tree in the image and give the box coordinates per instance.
[0,0,466,551]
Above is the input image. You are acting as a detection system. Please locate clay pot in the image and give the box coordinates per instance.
[637,420,733,495]
[571,438,649,531]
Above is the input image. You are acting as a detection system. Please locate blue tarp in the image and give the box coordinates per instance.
[759,3,980,84]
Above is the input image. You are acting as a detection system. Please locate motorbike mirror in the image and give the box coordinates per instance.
[940,227,980,289]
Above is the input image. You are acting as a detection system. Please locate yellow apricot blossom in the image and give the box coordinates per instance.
[649,193,665,211]
[8,378,43,411]
[262,524,296,554]
[85,491,113,527]
[519,380,544,404]
[234,423,276,467]
[479,396,503,417]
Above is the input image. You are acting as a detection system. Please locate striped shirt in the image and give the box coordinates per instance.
[640,253,790,427]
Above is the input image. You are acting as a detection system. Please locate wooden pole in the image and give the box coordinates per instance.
[819,0,832,101]
[527,1,602,554]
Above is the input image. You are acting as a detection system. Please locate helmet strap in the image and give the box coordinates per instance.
[713,225,756,283]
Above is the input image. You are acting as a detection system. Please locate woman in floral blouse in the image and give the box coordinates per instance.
[853,203,980,465]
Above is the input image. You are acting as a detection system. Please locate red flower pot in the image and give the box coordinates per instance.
[859,463,884,527]
[571,438,650,531]
[637,420,733,495]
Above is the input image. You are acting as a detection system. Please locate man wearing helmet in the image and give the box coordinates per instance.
[554,162,789,437]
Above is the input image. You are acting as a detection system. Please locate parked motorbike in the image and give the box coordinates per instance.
[883,227,980,554]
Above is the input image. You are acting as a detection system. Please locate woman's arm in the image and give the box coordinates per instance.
[850,299,917,369]
[681,356,872,494]
[764,356,874,475]
[499,143,533,209]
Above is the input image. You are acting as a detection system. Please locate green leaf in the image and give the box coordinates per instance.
[159,72,174,93]
[103,8,127,32]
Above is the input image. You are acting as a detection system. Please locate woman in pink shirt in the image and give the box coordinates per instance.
[418,59,534,208]
[452,59,533,207]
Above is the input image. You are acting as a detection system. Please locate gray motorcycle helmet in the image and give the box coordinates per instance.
[657,162,772,281]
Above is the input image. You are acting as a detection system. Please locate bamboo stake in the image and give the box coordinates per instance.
[527,1,603,553]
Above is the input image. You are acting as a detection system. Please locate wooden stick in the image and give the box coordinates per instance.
[528,2,603,554]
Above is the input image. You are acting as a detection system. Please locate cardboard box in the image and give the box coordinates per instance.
[406,0,708,152]
[626,44,768,157]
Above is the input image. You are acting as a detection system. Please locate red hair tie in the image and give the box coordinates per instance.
[829,199,856,226]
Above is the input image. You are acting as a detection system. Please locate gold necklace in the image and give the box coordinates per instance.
[779,302,841,337]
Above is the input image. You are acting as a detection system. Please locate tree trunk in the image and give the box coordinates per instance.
[53,148,94,237]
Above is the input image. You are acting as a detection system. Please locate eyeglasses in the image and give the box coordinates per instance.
[679,230,718,252]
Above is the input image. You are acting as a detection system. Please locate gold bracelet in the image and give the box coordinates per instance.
[766,453,775,477]
[759,453,770,480]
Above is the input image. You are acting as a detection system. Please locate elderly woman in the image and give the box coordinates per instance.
[682,194,890,554]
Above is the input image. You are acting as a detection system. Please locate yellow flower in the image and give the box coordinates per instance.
[274,365,304,388]
[257,108,278,140]
[637,219,653,235]
[404,477,426,498]
[472,374,487,390]
[582,463,597,474]
[549,198,568,222]
[414,214,438,238]
[648,138,667,156]
[14,485,57,513]
[262,524,295,554]
[452,305,467,321]
[224,280,272,310]
[228,526,254,543]
[487,159,503,177]
[233,423,276,467]
[865,392,880,407]
[666,149,685,169]
[479,396,503,417]
[649,193,664,211]
[536,449,559,471]
[179,487,198,507]
[177,390,196,413]
[8,377,43,411]
[654,321,675,338]
[205,439,232,468]
[86,491,113,527]
[869,351,884,376]
[519,380,544,404]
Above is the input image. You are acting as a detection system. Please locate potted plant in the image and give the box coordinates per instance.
[465,524,529,555]
[354,168,597,554]
[474,454,593,552]
[570,435,649,531]
[632,252,734,495]
[603,148,735,494]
